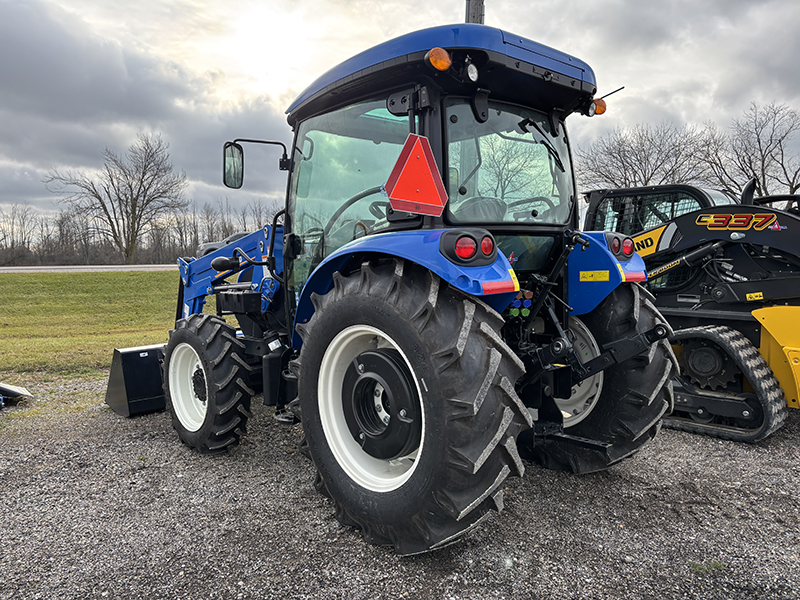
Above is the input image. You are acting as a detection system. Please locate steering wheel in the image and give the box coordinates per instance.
[369,200,390,219]
[508,196,556,220]
[508,196,556,210]
[323,186,384,238]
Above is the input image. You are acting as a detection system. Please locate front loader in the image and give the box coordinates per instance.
[584,182,800,442]
[140,24,677,555]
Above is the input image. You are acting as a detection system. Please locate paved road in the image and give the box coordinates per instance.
[0,264,177,273]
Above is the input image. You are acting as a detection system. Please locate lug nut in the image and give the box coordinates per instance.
[399,409,407,418]
[742,410,751,418]
[382,416,390,425]
[357,364,364,373]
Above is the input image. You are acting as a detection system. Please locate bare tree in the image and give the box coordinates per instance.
[43,133,188,263]
[699,102,800,197]
[575,122,707,190]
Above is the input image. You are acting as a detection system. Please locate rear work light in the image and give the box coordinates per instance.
[454,236,477,259]
[622,237,635,256]
[480,236,494,256]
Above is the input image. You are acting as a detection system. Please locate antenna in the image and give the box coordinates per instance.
[465,0,485,24]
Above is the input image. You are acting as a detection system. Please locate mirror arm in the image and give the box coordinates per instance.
[233,138,291,171]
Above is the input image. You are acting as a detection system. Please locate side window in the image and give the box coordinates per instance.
[594,192,702,236]
[287,99,411,296]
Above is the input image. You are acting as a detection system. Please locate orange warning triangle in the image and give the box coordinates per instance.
[385,134,448,217]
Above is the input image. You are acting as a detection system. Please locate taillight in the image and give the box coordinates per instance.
[454,236,477,259]
[622,237,634,256]
[480,236,494,256]
[610,237,621,254]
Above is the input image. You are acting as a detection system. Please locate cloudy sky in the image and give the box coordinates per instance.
[1,0,798,216]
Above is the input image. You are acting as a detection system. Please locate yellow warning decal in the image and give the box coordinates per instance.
[580,270,610,282]
[746,292,764,301]
[632,225,666,258]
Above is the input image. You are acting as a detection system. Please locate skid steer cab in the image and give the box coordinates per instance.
[155,24,676,555]
[584,181,800,442]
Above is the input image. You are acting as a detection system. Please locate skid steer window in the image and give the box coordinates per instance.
[445,100,574,224]
[287,98,412,296]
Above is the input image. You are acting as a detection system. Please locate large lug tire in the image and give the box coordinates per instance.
[531,283,678,473]
[294,259,533,555]
[164,313,255,454]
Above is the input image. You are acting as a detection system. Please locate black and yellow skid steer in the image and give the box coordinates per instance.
[584,181,800,442]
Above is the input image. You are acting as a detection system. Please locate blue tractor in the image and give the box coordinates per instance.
[164,24,676,554]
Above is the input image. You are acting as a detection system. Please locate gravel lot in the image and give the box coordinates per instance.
[1,373,799,600]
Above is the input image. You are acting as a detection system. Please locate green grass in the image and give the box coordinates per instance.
[0,271,185,375]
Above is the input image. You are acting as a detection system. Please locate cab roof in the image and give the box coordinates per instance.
[286,23,597,126]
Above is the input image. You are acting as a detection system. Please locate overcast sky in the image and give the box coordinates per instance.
[1,0,798,216]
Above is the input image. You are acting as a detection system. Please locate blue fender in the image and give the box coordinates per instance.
[568,231,648,315]
[292,229,520,349]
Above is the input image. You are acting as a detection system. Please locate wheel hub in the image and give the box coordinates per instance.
[682,339,737,390]
[192,366,207,403]
[341,349,421,460]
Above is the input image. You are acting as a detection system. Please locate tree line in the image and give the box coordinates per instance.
[575,101,800,200]
[0,134,281,266]
[2,102,798,266]
[0,195,281,266]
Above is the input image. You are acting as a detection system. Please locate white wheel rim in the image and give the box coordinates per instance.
[169,342,208,432]
[318,324,424,492]
[557,317,604,428]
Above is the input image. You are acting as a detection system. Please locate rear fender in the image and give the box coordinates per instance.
[177,226,283,318]
[568,231,648,315]
[292,229,519,349]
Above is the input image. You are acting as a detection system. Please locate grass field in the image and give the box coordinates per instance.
[0,271,187,375]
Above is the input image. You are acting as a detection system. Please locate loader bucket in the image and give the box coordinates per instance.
[105,344,166,417]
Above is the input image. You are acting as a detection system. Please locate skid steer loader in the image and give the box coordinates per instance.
[584,181,800,442]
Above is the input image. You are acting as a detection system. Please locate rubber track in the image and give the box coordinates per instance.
[665,325,788,442]
[295,259,533,555]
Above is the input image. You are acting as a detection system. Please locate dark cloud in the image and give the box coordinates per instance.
[0,1,292,214]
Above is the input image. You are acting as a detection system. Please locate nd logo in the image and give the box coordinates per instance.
[635,237,654,252]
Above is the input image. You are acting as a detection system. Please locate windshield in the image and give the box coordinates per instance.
[287,98,412,296]
[445,100,574,224]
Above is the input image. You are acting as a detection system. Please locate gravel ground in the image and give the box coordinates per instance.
[1,373,799,600]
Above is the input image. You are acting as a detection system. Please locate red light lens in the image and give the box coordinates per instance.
[454,236,477,259]
[611,237,621,254]
[480,236,494,256]
[622,237,635,256]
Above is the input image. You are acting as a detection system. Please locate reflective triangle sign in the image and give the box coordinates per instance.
[384,134,448,217]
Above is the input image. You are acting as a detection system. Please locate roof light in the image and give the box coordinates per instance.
[466,62,479,82]
[454,235,477,259]
[425,47,452,72]
[622,237,634,256]
[591,98,607,116]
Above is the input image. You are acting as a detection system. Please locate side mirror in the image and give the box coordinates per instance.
[223,141,244,189]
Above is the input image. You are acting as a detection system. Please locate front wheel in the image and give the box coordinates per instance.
[528,284,678,473]
[295,259,533,555]
[163,313,255,454]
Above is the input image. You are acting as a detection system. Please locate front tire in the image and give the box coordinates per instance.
[530,284,678,473]
[295,259,533,555]
[164,313,254,454]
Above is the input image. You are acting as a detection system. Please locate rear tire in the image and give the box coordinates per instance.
[164,313,254,454]
[294,259,532,555]
[529,284,678,473]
